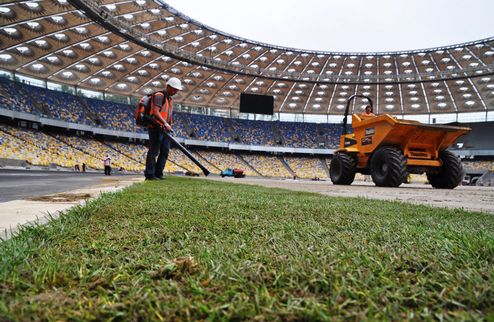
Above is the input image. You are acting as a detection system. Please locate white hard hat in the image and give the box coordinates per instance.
[167,77,183,90]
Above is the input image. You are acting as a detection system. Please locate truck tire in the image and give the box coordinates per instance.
[330,153,357,185]
[426,150,464,189]
[370,147,407,187]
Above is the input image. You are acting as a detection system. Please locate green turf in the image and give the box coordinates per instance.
[0,177,493,321]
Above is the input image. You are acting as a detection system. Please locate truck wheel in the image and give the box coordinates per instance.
[370,147,407,187]
[330,153,357,185]
[427,150,464,189]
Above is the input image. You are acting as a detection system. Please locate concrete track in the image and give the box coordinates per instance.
[0,169,137,202]
[0,169,143,239]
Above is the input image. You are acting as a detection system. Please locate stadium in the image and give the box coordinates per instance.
[0,0,493,320]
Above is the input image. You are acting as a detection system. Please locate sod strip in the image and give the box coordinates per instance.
[0,177,493,320]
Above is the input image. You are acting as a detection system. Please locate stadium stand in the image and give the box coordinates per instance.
[182,113,232,142]
[53,134,144,172]
[167,148,201,173]
[2,123,493,179]
[462,160,494,171]
[230,119,277,145]
[0,125,100,169]
[241,154,292,177]
[31,85,88,125]
[103,140,210,174]
[195,150,257,176]
[105,141,148,165]
[319,124,342,149]
[2,77,493,179]
[168,113,190,139]
[283,156,329,179]
[0,124,203,173]
[0,127,52,166]
[83,97,134,131]
[277,122,318,148]
[0,2,491,185]
[0,78,39,115]
[0,78,343,149]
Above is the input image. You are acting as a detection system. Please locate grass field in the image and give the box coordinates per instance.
[0,177,493,320]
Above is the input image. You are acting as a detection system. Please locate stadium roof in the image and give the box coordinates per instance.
[0,0,493,115]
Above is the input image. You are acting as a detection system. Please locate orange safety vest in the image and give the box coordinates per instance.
[151,92,173,126]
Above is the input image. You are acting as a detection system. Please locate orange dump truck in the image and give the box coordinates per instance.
[330,95,471,189]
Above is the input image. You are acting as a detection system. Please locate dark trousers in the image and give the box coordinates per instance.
[104,166,111,175]
[145,127,171,178]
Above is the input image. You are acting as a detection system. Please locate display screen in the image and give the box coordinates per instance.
[239,93,274,115]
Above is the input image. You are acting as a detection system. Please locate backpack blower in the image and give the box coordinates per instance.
[136,95,210,176]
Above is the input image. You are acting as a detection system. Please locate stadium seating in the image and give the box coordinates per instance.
[230,119,277,145]
[83,97,134,131]
[462,160,494,171]
[283,156,328,179]
[241,154,291,177]
[32,86,88,124]
[3,77,493,178]
[0,77,345,148]
[54,134,144,172]
[0,126,101,168]
[277,122,317,148]
[2,124,493,179]
[0,125,203,173]
[0,127,51,166]
[195,150,257,176]
[319,124,342,149]
[0,78,39,115]
[104,140,207,174]
[181,113,232,142]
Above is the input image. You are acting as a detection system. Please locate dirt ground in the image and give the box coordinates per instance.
[29,193,92,202]
[204,177,494,214]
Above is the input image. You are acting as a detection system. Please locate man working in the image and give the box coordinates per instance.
[361,104,376,117]
[104,156,111,175]
[144,77,183,180]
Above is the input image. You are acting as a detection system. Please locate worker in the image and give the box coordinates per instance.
[104,156,111,175]
[144,77,183,180]
[361,104,376,117]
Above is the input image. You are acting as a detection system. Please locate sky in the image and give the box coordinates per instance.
[163,0,494,53]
